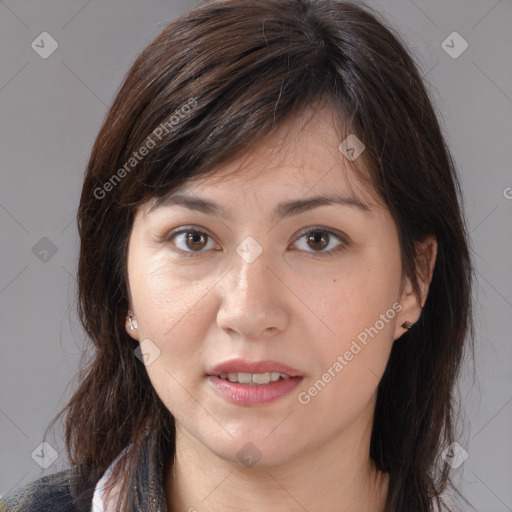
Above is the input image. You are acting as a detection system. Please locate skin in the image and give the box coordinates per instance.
[124,106,437,512]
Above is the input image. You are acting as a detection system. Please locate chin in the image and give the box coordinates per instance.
[196,428,308,469]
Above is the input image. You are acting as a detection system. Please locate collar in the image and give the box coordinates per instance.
[90,449,127,512]
[89,429,169,512]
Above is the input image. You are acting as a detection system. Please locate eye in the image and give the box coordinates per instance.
[162,226,349,258]
[166,228,219,257]
[291,228,349,256]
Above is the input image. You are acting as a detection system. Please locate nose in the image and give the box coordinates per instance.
[216,248,289,341]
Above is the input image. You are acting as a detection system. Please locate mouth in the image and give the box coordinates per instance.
[208,358,303,379]
[206,359,304,406]
[216,372,292,385]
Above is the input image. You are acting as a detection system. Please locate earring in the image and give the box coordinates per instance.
[401,321,414,330]
[128,312,137,331]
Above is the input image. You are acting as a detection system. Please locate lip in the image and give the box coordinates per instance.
[208,358,303,378]
[207,375,303,406]
[206,358,304,406]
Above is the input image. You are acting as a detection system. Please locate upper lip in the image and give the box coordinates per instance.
[208,358,303,378]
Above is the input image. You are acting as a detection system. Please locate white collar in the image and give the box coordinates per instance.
[90,449,127,512]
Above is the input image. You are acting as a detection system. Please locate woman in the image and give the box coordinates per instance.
[1,0,473,510]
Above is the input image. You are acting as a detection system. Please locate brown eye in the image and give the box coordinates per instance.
[292,228,348,257]
[306,231,330,251]
[167,228,218,256]
[185,231,208,251]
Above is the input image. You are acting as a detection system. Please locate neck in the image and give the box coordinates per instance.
[165,406,389,512]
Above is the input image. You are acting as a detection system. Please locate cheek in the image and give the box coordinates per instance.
[128,254,218,415]
[299,286,398,429]
[321,245,402,343]
[127,251,219,385]
[306,232,401,409]
[130,254,206,331]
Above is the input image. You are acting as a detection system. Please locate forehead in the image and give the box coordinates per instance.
[149,105,381,212]
[207,106,360,180]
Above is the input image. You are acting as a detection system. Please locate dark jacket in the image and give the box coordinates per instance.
[0,430,168,512]
[0,470,85,512]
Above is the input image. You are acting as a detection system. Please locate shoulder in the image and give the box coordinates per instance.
[0,470,85,512]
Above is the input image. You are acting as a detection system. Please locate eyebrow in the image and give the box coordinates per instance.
[147,192,372,220]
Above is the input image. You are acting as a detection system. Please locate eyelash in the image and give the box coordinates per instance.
[160,226,350,259]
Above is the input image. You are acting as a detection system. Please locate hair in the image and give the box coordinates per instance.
[46,0,474,510]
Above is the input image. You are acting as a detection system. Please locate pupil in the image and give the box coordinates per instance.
[308,231,328,251]
[187,232,205,250]
[184,231,329,252]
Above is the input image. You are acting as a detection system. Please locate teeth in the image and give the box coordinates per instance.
[238,372,253,384]
[252,372,271,384]
[218,372,290,385]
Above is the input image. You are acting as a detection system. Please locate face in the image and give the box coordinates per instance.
[125,106,426,467]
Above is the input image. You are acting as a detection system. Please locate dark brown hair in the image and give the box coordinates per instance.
[47,0,474,510]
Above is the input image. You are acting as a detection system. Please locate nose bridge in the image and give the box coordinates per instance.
[216,240,288,338]
[230,241,274,307]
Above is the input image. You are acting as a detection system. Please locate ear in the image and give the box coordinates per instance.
[394,236,437,340]
[125,307,140,341]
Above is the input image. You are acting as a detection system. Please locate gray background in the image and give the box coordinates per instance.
[1,0,511,510]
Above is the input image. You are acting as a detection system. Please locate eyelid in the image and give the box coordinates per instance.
[160,225,215,243]
[289,226,350,256]
[293,226,350,245]
[161,226,221,253]
[161,225,350,257]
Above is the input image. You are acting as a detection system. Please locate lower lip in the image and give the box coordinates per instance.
[207,375,303,406]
